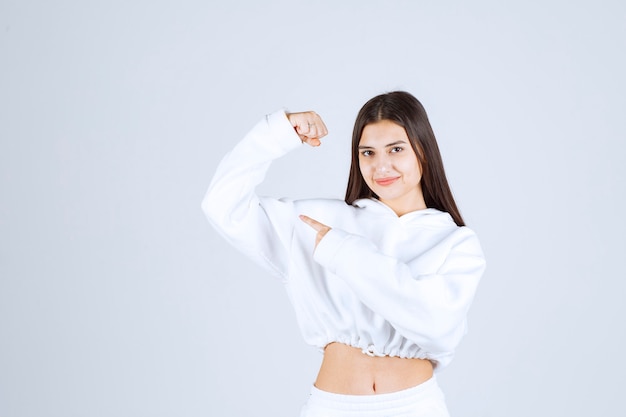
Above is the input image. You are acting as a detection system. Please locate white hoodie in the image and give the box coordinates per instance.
[202,110,486,370]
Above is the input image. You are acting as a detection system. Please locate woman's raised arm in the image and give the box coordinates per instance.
[202,110,325,279]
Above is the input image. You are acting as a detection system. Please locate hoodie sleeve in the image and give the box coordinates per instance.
[313,226,486,355]
[201,110,303,279]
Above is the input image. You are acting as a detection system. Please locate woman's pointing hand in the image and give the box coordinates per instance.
[299,215,331,249]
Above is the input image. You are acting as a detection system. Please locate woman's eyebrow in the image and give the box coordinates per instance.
[358,140,407,149]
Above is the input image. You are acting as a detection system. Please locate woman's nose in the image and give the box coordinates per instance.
[374,156,391,173]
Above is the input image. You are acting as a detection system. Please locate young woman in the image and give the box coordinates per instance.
[202,91,486,417]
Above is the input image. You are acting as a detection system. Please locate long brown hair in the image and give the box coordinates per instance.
[345,91,465,227]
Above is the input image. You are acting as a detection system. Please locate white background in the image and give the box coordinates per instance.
[1,1,625,416]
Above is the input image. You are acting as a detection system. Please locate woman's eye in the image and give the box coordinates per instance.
[391,146,403,153]
[361,150,373,157]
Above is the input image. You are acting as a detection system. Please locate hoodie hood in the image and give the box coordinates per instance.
[353,198,456,226]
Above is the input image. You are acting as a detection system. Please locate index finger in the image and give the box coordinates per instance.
[298,214,325,232]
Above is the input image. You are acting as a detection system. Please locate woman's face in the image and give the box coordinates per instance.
[358,120,426,216]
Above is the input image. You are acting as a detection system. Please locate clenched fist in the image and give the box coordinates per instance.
[287,111,328,147]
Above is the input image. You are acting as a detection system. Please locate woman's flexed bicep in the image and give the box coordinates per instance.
[202,110,307,278]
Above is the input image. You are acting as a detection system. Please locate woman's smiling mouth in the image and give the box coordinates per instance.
[374,176,400,186]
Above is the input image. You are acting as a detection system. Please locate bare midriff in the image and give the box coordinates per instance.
[314,342,434,395]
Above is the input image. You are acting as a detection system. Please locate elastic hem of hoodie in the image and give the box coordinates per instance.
[320,337,429,360]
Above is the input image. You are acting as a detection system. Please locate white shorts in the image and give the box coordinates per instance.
[299,377,450,417]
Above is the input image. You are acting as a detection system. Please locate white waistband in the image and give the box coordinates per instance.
[307,376,443,411]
